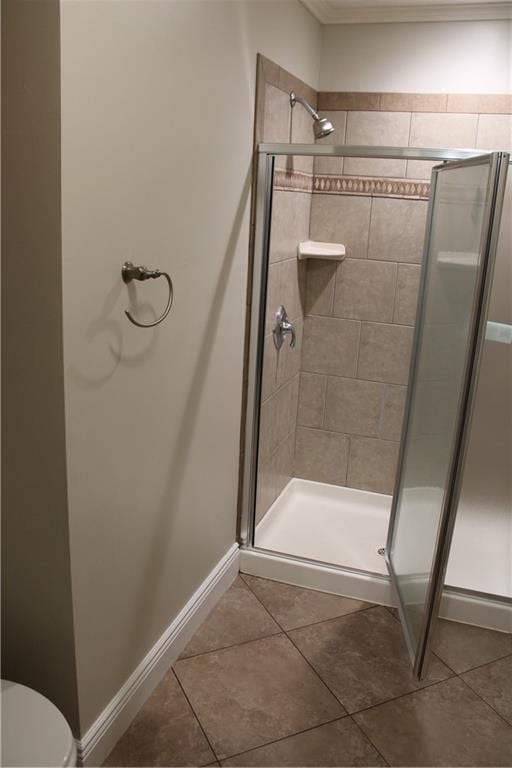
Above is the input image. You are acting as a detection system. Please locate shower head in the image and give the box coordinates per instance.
[290,91,335,140]
[313,116,335,140]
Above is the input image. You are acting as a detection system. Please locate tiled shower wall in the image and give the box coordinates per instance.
[252,55,512,520]
[254,58,315,524]
[295,94,511,495]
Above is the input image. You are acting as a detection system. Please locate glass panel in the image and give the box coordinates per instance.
[387,154,507,671]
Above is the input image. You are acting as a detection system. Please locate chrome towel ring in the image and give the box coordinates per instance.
[122,261,174,328]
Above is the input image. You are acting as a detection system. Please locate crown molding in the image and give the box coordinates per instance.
[301,1,512,24]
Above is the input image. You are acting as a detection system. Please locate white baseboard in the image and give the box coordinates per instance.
[240,548,511,633]
[77,543,239,767]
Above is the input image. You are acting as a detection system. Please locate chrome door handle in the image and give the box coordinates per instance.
[273,305,296,350]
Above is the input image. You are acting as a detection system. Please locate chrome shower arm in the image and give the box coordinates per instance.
[290,91,320,121]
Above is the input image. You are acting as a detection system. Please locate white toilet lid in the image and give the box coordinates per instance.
[1,680,76,767]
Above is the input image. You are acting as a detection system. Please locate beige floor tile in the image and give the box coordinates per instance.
[462,654,512,725]
[179,577,280,659]
[241,574,373,630]
[103,671,214,767]
[432,618,512,674]
[221,717,385,766]
[354,677,512,766]
[174,634,344,759]
[289,606,451,713]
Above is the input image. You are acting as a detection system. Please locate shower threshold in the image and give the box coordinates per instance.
[240,478,511,632]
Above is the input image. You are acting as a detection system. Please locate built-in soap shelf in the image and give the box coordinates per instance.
[437,251,479,268]
[297,240,346,261]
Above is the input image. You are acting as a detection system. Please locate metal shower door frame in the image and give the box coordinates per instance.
[385,150,510,678]
[239,142,484,552]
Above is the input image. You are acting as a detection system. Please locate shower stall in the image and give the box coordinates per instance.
[239,142,511,678]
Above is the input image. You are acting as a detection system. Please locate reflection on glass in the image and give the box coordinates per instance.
[389,160,493,647]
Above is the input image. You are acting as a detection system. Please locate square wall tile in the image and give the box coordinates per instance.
[265,262,281,335]
[277,320,303,386]
[263,85,291,170]
[379,385,406,441]
[270,191,311,263]
[310,194,371,260]
[368,198,428,264]
[279,257,306,322]
[333,258,397,322]
[294,427,349,485]
[476,114,512,151]
[259,378,296,459]
[255,430,295,525]
[324,377,384,437]
[314,110,347,176]
[291,101,315,173]
[305,260,336,316]
[409,112,478,150]
[344,111,411,177]
[302,316,360,377]
[394,263,421,325]
[406,158,437,180]
[357,322,413,385]
[261,333,279,402]
[347,436,399,494]
[297,372,327,428]
[407,112,478,180]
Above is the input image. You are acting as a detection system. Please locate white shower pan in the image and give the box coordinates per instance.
[240,478,511,632]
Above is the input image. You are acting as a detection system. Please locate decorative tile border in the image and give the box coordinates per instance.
[318,91,512,115]
[313,174,430,199]
[274,169,430,199]
[273,169,314,193]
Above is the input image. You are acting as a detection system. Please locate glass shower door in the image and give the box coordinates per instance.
[386,152,509,678]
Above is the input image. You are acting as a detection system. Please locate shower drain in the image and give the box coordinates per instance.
[377,547,386,556]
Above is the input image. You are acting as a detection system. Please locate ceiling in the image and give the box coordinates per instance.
[301,0,512,23]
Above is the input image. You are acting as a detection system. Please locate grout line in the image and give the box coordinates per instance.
[172,668,221,763]
[349,675,456,720]
[304,310,417,328]
[457,675,512,731]
[354,319,363,379]
[290,423,400,446]
[456,649,512,677]
[176,627,284,663]
[475,113,481,148]
[349,714,390,766]
[282,603,379,635]
[391,259,400,324]
[218,714,349,765]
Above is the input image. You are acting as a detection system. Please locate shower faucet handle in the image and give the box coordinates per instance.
[273,305,296,351]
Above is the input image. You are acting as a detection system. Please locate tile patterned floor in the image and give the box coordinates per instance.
[104,574,512,767]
